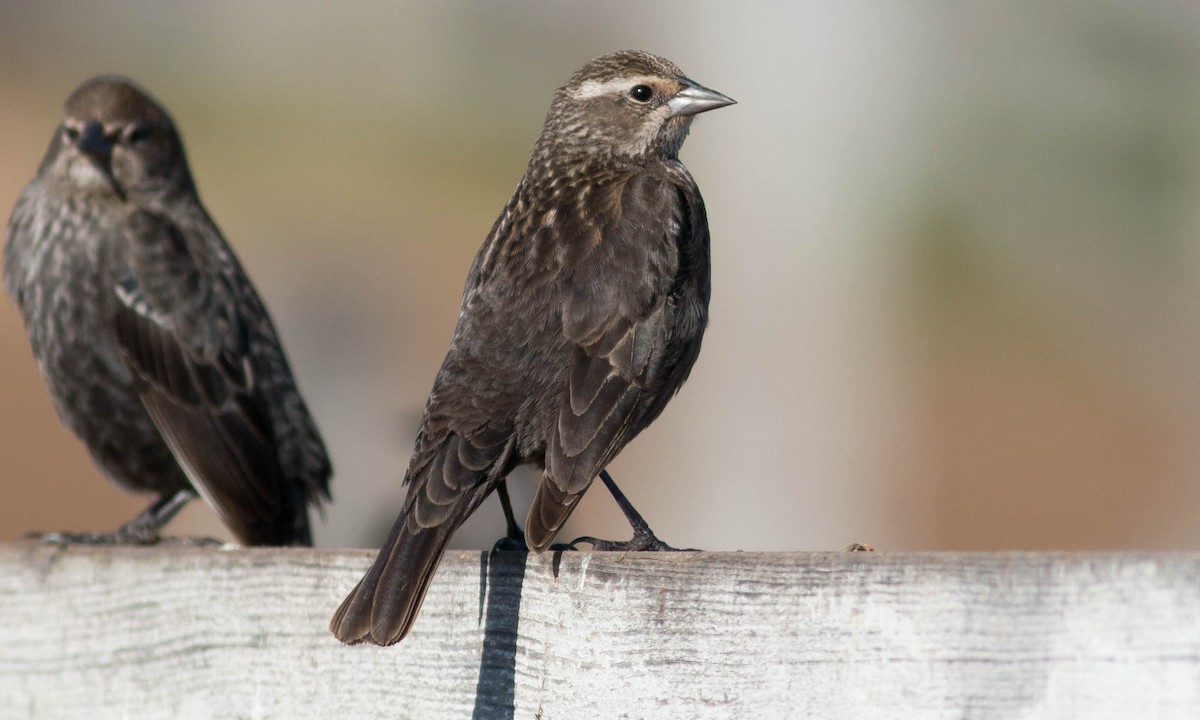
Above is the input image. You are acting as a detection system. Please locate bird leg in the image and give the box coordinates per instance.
[488,482,588,552]
[491,481,529,552]
[566,470,696,551]
[26,489,216,545]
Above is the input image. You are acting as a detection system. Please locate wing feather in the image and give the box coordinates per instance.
[111,210,316,546]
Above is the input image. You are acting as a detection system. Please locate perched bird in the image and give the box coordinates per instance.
[330,50,734,646]
[4,76,331,546]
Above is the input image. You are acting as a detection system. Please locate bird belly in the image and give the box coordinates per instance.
[14,207,186,495]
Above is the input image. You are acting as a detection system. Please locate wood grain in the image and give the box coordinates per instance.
[1,546,1198,719]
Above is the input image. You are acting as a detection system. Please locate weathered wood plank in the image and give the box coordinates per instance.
[1,547,1198,719]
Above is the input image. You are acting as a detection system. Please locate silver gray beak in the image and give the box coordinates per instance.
[668,77,736,118]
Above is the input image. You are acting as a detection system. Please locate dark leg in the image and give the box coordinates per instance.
[491,481,528,551]
[566,470,696,551]
[28,489,202,545]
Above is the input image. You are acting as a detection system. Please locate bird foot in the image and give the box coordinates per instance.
[26,489,208,546]
[25,509,169,545]
[25,529,223,547]
[156,535,226,547]
[570,469,697,551]
[564,528,697,552]
[25,527,162,546]
[490,532,585,553]
[491,529,529,553]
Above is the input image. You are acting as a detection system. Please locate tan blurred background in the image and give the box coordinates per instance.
[1,2,1199,551]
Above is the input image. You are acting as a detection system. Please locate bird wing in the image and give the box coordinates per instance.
[109,209,312,545]
[525,171,701,550]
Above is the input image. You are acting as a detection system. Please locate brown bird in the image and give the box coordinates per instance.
[4,76,331,546]
[330,50,734,645]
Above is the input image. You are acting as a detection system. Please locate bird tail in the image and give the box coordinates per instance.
[331,431,514,645]
[329,512,458,646]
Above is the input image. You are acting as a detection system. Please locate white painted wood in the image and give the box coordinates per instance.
[1,546,1198,719]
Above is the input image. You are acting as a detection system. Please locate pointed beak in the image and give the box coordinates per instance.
[668,77,736,118]
[77,121,113,162]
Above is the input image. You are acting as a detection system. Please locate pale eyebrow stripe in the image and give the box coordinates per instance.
[571,76,662,100]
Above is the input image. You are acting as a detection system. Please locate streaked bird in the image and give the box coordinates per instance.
[4,76,331,546]
[331,50,734,645]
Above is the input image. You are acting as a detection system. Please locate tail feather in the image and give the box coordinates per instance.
[331,431,515,645]
[329,513,456,645]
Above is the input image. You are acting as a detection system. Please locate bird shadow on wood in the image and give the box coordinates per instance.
[472,549,527,720]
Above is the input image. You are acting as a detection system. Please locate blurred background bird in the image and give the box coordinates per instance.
[330,50,734,645]
[4,76,331,546]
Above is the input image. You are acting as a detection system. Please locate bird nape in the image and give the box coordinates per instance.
[3,76,332,546]
[330,50,734,646]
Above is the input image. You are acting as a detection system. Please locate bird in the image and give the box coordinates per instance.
[4,75,332,546]
[330,50,734,646]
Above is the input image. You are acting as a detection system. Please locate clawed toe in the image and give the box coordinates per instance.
[157,535,224,547]
[565,531,696,552]
[23,529,223,547]
[25,529,161,546]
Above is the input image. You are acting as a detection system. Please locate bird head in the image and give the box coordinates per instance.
[537,50,735,164]
[42,76,193,202]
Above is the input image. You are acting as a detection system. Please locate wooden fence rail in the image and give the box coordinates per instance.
[2,546,1199,718]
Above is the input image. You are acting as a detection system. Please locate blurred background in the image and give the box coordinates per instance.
[1,2,1198,551]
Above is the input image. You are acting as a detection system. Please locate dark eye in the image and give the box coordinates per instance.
[126,125,153,145]
[629,85,653,103]
[63,126,80,143]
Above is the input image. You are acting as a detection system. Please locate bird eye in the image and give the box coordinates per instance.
[629,85,653,103]
[63,126,80,143]
[126,125,153,145]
